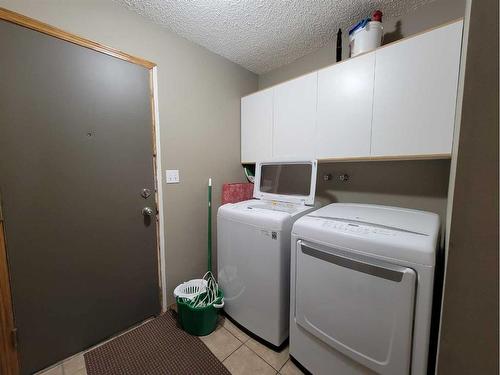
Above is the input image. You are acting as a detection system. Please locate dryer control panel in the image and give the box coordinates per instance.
[293,214,436,266]
[320,220,397,237]
[308,215,399,237]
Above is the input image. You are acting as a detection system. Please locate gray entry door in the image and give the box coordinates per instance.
[0,21,160,374]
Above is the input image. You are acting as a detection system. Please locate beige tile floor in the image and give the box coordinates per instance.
[201,316,305,375]
[37,315,305,375]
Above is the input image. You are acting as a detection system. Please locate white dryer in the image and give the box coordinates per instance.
[218,161,317,347]
[290,203,440,375]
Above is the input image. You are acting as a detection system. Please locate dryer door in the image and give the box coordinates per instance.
[294,240,416,375]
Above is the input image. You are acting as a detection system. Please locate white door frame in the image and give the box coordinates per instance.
[151,67,167,311]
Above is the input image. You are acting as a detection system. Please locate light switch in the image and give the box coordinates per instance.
[166,169,180,184]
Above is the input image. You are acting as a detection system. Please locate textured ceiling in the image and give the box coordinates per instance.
[115,0,434,74]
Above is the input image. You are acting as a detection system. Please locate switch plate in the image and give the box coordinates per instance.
[166,169,180,184]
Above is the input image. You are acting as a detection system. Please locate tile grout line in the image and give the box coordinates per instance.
[220,320,249,346]
[223,326,250,344]
[224,325,250,345]
[223,341,279,375]
[221,341,244,363]
[219,319,289,372]
[242,340,289,372]
[209,325,244,363]
[278,358,290,372]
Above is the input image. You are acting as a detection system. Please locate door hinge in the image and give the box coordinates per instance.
[11,328,18,349]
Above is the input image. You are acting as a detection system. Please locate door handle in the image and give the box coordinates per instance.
[142,207,155,216]
[299,241,410,282]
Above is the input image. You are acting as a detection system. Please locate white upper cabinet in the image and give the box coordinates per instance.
[316,52,375,158]
[371,21,463,156]
[240,21,463,163]
[273,72,317,159]
[241,88,273,163]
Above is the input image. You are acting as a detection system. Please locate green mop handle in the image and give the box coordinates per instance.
[208,178,212,273]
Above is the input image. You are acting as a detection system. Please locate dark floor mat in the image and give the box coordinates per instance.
[84,311,230,375]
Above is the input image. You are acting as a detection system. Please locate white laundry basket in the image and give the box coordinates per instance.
[173,279,207,300]
[349,21,383,57]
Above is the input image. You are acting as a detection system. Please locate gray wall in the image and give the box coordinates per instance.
[437,0,499,373]
[316,160,451,239]
[0,0,258,305]
[258,0,465,89]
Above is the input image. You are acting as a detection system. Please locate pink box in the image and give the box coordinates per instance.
[221,183,254,205]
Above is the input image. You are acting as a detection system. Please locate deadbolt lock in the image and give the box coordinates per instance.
[141,188,152,199]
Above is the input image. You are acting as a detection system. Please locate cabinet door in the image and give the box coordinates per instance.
[316,52,375,158]
[371,21,463,156]
[241,88,273,163]
[273,72,317,159]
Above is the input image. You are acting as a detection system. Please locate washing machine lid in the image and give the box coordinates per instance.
[253,160,317,205]
[308,203,439,236]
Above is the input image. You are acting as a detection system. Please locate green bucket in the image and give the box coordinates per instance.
[176,288,224,336]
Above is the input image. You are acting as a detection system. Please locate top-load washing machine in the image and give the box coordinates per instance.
[217,160,317,347]
[290,203,440,375]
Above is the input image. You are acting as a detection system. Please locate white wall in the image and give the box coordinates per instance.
[0,0,258,306]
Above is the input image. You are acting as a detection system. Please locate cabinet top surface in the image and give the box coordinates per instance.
[243,18,463,99]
